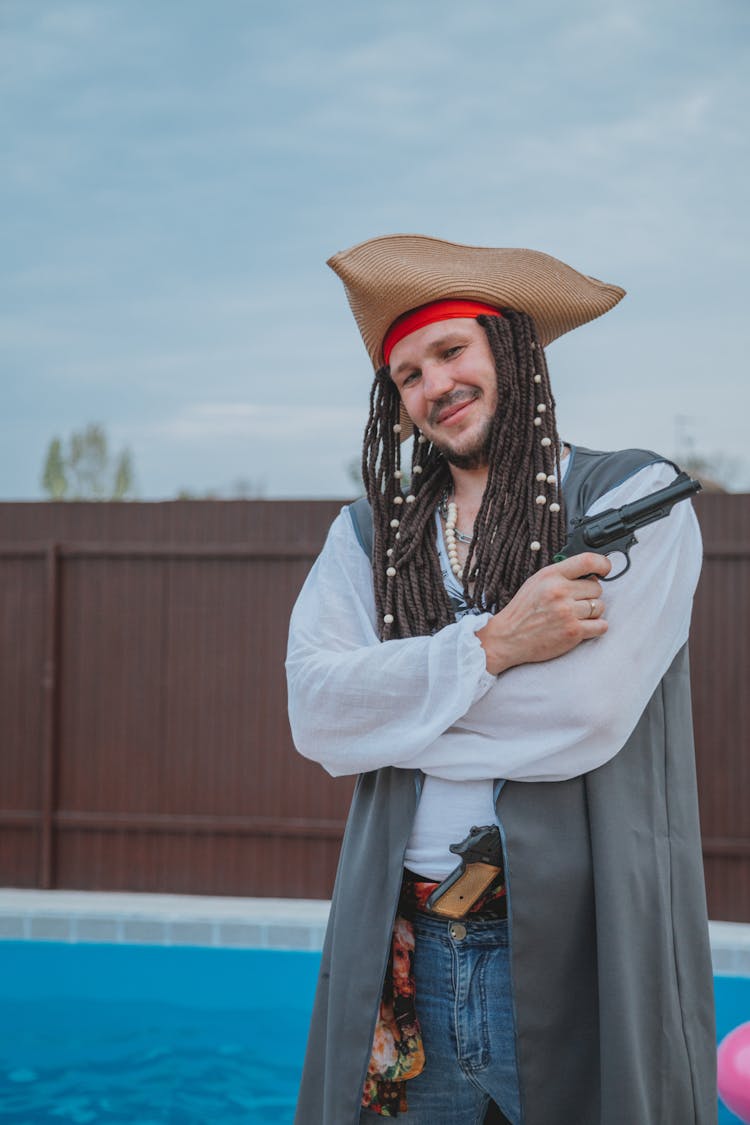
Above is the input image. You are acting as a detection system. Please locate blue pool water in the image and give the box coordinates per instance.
[0,942,748,1124]
[0,942,318,1123]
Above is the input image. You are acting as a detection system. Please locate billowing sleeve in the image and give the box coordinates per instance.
[285,509,496,777]
[409,460,703,781]
[287,461,702,782]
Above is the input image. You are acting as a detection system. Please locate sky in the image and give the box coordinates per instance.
[2,0,749,499]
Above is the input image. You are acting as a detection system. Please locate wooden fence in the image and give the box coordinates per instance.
[0,495,748,920]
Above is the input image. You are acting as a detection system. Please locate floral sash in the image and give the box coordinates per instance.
[361,871,506,1117]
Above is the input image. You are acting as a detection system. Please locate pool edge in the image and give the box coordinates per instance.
[2,888,750,966]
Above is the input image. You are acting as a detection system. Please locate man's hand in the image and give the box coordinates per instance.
[476,553,612,676]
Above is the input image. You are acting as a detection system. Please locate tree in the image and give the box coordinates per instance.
[346,456,364,493]
[40,424,136,500]
[346,456,411,494]
[68,424,108,498]
[113,449,134,500]
[674,452,732,494]
[673,416,745,493]
[174,477,266,500]
[41,438,68,500]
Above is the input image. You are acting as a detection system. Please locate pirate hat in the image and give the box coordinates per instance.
[328,234,626,369]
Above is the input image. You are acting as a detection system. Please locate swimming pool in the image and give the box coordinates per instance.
[1,940,749,1123]
[0,941,318,1123]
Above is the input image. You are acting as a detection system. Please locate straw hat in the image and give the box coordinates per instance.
[328,234,626,369]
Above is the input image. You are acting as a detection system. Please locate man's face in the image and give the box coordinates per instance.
[388,317,498,469]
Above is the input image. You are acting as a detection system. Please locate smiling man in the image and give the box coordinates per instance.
[286,235,716,1125]
[389,316,499,468]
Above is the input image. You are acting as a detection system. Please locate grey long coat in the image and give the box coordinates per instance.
[294,447,717,1125]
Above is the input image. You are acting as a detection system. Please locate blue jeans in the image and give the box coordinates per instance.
[362,912,521,1124]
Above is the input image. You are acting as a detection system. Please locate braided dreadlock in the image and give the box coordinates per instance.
[362,309,567,640]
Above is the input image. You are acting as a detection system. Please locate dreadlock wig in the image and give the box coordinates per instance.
[362,309,567,640]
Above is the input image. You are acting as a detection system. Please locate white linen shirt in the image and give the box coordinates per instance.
[286,460,702,877]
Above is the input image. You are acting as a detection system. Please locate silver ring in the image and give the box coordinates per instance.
[588,599,597,618]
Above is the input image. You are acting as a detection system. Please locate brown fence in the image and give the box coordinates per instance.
[1,496,748,920]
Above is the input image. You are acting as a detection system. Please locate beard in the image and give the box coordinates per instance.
[430,411,495,470]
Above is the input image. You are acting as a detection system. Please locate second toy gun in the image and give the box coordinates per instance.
[426,824,504,919]
[553,470,702,580]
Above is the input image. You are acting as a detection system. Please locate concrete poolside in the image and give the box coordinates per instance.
[1,889,750,970]
[0,889,329,952]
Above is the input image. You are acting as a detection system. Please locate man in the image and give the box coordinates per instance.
[286,235,716,1124]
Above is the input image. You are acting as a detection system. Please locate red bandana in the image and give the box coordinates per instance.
[382,299,502,365]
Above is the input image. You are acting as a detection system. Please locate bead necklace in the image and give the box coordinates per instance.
[440,494,473,578]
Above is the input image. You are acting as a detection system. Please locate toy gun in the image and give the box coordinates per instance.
[553,471,701,580]
[426,824,503,918]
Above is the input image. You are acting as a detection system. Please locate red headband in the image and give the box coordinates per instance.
[382,299,502,365]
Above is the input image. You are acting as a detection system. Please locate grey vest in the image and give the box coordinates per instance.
[294,446,717,1125]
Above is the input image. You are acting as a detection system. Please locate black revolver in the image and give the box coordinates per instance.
[553,470,701,580]
[426,824,504,919]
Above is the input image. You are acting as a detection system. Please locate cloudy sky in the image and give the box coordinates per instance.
[2,0,748,498]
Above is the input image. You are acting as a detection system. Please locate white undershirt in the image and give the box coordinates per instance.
[285,460,702,879]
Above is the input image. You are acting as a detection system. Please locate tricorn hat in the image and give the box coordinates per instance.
[328,233,626,369]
